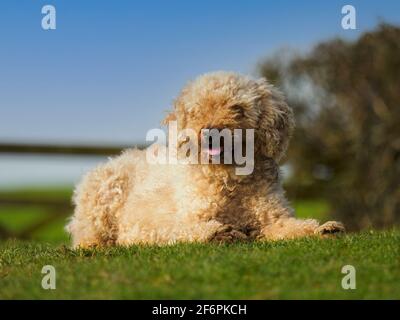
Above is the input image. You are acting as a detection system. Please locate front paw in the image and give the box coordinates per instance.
[314,221,345,236]
[208,225,248,243]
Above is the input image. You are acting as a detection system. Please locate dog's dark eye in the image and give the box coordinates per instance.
[230,105,245,118]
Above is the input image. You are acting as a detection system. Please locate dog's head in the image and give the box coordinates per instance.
[163,71,294,164]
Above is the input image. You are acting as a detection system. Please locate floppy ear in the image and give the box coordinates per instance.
[256,79,295,162]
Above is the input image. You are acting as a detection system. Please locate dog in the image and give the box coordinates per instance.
[66,71,345,247]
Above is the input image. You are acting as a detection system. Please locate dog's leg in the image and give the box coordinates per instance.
[255,193,345,240]
[260,217,342,240]
[208,224,249,243]
[260,215,346,240]
[67,158,132,248]
[314,220,346,236]
[65,213,100,248]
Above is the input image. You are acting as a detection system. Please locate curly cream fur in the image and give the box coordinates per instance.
[66,71,344,247]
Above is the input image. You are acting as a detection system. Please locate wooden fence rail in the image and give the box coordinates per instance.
[0,142,146,156]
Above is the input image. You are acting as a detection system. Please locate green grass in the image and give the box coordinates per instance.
[0,187,73,243]
[0,207,70,243]
[0,186,73,200]
[0,230,399,299]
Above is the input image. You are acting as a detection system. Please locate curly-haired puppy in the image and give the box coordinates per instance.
[66,71,344,247]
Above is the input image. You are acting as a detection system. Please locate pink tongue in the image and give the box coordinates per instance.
[208,147,222,156]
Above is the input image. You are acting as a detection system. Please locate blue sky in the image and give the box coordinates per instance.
[1,0,399,145]
[0,0,399,186]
